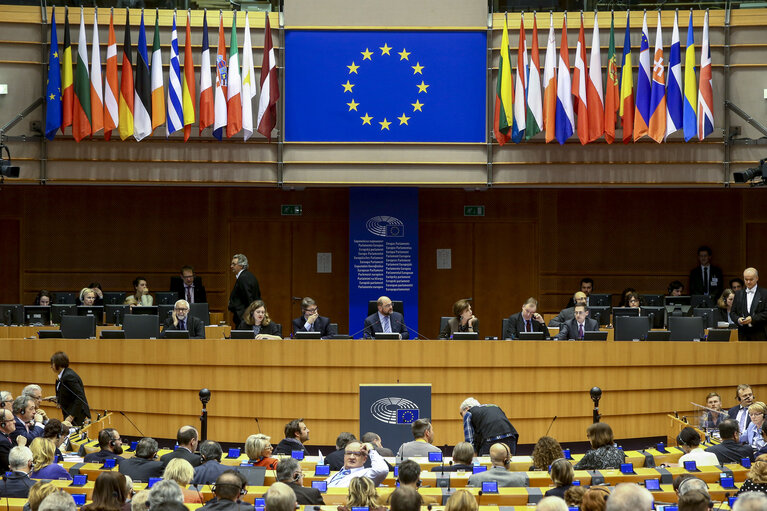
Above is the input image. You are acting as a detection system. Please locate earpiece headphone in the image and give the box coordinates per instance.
[211,482,247,496]
[293,471,301,482]
[501,443,511,467]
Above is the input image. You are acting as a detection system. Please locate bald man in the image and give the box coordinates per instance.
[466,443,525,488]
[731,267,767,341]
[549,292,588,328]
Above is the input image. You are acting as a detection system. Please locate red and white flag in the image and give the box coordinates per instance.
[572,12,588,144]
[104,10,119,140]
[586,12,604,142]
[90,11,104,135]
[257,14,279,141]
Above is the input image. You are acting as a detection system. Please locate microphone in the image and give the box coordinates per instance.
[545,416,558,436]
[291,296,302,302]
[254,417,261,433]
[118,411,146,437]
[477,490,483,507]
[404,323,430,341]
[114,309,122,326]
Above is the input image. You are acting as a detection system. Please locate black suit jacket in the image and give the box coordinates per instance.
[291,315,333,338]
[705,439,755,465]
[83,449,125,465]
[160,315,206,339]
[504,312,550,340]
[363,312,409,339]
[170,276,208,304]
[56,367,91,425]
[228,270,261,326]
[0,471,34,498]
[0,432,12,473]
[160,447,202,468]
[689,265,724,297]
[9,417,43,446]
[557,318,600,340]
[728,404,752,430]
[286,482,325,505]
[730,286,767,340]
[118,456,164,482]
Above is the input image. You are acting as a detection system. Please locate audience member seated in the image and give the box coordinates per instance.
[531,436,564,471]
[700,392,726,431]
[21,384,49,424]
[131,489,150,511]
[273,418,310,455]
[730,384,756,434]
[26,481,58,511]
[325,441,387,488]
[607,483,654,511]
[386,459,439,506]
[617,288,637,307]
[79,287,97,306]
[326,432,358,471]
[160,425,201,468]
[81,472,130,511]
[466,442,524,487]
[132,277,153,306]
[29,437,71,480]
[676,476,709,498]
[87,283,105,306]
[678,488,710,511]
[431,441,474,472]
[161,300,206,339]
[171,265,208,304]
[163,458,202,504]
[544,458,574,500]
[439,299,479,339]
[0,408,16,472]
[238,300,282,339]
[549,292,587,328]
[361,432,395,457]
[84,428,125,465]
[573,423,625,470]
[275,457,324,506]
[38,489,76,511]
[668,280,685,296]
[34,290,52,306]
[118,437,163,482]
[265,481,298,511]
[716,289,737,327]
[565,278,594,308]
[192,440,230,485]
[444,489,478,511]
[396,418,441,462]
[338,475,386,511]
[743,402,767,453]
[705,419,755,464]
[677,426,719,467]
[123,295,139,309]
[737,455,767,497]
[581,486,610,511]
[504,297,549,339]
[41,420,67,463]
[556,303,599,340]
[199,470,251,510]
[363,296,409,339]
[291,297,333,338]
[389,487,423,511]
[536,496,568,511]
[730,278,745,292]
[245,433,279,469]
[689,245,723,298]
[11,395,43,445]
[147,479,184,509]
[759,425,767,457]
[0,446,34,498]
[564,486,586,508]
[733,492,767,510]
[625,292,640,309]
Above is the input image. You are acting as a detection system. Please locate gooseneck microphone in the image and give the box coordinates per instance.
[118,411,146,437]
[545,416,558,436]
[254,417,262,433]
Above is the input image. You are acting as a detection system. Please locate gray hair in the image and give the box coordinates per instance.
[265,482,297,511]
[174,299,190,310]
[135,437,159,459]
[460,397,480,412]
[9,445,33,471]
[275,458,301,483]
[131,490,150,511]
[200,440,223,462]
[148,480,184,509]
[38,490,76,511]
[12,395,33,415]
[535,497,568,511]
[233,254,249,269]
[0,391,12,404]
[677,477,710,497]
[245,433,271,460]
[605,483,654,511]
[733,492,767,511]
[22,385,42,398]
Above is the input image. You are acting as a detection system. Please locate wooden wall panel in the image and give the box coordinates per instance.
[0,219,20,303]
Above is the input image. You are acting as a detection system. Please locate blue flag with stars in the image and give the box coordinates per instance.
[285,30,486,142]
[45,9,62,141]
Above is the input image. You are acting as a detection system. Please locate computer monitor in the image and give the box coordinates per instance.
[104,305,130,325]
[665,304,692,316]
[367,300,404,317]
[517,332,546,340]
[295,331,322,339]
[101,292,125,305]
[100,330,126,339]
[668,316,705,341]
[158,304,174,322]
[692,308,717,329]
[691,294,715,309]
[645,330,671,342]
[123,314,160,339]
[132,306,159,316]
[640,306,666,329]
[154,292,177,306]
[38,330,63,339]
[589,294,611,307]
[163,330,190,339]
[24,306,51,326]
[588,306,611,326]
[706,329,731,342]
[452,332,479,340]
[51,304,76,325]
[54,292,77,305]
[230,330,256,339]
[190,303,210,326]
[665,295,692,306]
[77,305,104,326]
[61,315,97,339]
[612,307,640,319]
[237,466,266,486]
[0,304,24,326]
[640,294,664,306]
[614,316,651,341]
[582,331,608,341]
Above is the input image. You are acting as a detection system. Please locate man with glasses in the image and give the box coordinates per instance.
[291,297,333,339]
[325,441,388,488]
[21,385,49,424]
[171,265,208,304]
[161,300,205,339]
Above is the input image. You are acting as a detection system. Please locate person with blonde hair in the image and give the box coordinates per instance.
[737,454,767,496]
[79,288,96,306]
[444,489,478,511]
[29,438,71,480]
[26,481,58,511]
[742,402,767,453]
[544,458,574,499]
[163,458,201,504]
[536,496,568,511]
[245,433,279,470]
[338,475,385,511]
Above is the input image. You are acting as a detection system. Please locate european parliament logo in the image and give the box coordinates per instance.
[370,397,420,425]
[366,216,404,237]
[284,30,486,142]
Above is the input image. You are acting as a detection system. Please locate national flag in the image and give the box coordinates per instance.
[199,10,213,134]
[166,11,183,136]
[90,11,104,136]
[525,13,543,140]
[182,10,196,141]
[634,11,651,141]
[104,10,119,140]
[493,17,513,146]
[133,10,152,141]
[555,14,574,145]
[73,9,91,142]
[542,12,557,143]
[619,12,634,143]
[572,12,588,145]
[648,11,667,143]
[45,9,62,140]
[666,10,683,139]
[511,13,527,143]
[604,11,619,144]
[683,10,697,142]
[151,12,165,132]
[257,14,279,141]
[118,9,134,140]
[241,12,257,141]
[226,11,242,138]
[698,10,714,141]
[61,7,73,133]
[587,12,604,142]
[213,12,228,140]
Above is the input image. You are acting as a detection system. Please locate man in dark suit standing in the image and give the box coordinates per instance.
[291,297,333,338]
[727,384,755,434]
[160,426,201,468]
[689,246,724,297]
[557,304,600,340]
[118,437,163,482]
[50,351,91,426]
[160,300,206,339]
[170,265,208,304]
[363,296,408,339]
[504,297,550,339]
[730,267,767,341]
[0,409,17,473]
[228,254,261,327]
[276,458,324,505]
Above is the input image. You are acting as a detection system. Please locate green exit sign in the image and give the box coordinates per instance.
[281,204,303,216]
[464,205,485,217]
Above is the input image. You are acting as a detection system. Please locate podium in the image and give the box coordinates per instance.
[360,384,431,455]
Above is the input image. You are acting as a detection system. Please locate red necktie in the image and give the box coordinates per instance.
[185,286,192,303]
[526,320,531,332]
[578,324,584,340]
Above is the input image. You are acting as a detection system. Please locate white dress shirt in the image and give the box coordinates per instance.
[325,450,388,488]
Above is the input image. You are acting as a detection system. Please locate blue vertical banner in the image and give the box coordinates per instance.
[360,384,431,455]
[349,188,418,338]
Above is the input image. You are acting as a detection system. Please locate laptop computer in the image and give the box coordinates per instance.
[230,330,256,339]
[582,331,608,341]
[164,330,190,339]
[374,332,402,340]
[517,332,546,340]
[452,332,479,340]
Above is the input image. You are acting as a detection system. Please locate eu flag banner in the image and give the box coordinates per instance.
[285,30,486,142]
[396,409,419,424]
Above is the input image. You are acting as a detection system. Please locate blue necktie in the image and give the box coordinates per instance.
[382,316,391,333]
[179,320,185,330]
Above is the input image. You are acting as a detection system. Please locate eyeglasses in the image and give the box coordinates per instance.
[305,308,318,314]
[175,308,189,312]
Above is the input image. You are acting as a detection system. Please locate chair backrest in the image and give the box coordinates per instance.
[501,318,510,339]
[440,317,451,336]
[692,308,717,329]
[123,314,160,339]
[61,315,96,339]
[668,316,705,341]
[190,303,210,326]
[614,316,651,341]
[272,323,283,338]
[367,300,404,317]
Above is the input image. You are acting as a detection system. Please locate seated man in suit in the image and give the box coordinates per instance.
[0,409,17,473]
[396,418,441,462]
[118,437,163,482]
[728,384,756,434]
[276,457,324,505]
[689,245,724,298]
[705,419,754,464]
[466,443,525,488]
[160,300,206,339]
[160,425,201,468]
[291,297,333,339]
[10,396,43,446]
[556,303,599,340]
[363,296,408,339]
[387,460,439,506]
[83,428,125,465]
[504,297,550,339]
[731,267,767,341]
[326,432,357,471]
[0,446,34,498]
[549,292,587,328]
[192,440,232,485]
[170,265,207,304]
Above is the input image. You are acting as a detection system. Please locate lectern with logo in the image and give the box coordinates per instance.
[359,384,432,455]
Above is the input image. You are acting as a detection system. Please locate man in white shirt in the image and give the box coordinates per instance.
[728,384,756,434]
[731,268,767,341]
[325,441,388,488]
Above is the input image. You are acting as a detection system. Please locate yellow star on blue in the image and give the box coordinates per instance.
[417,81,429,93]
[398,48,411,61]
[397,113,410,125]
[411,62,424,74]
[412,100,424,112]
[347,62,359,74]
[361,48,373,60]
[347,99,359,111]
[342,80,355,92]
[379,43,392,55]
[379,118,391,131]
[361,113,373,125]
